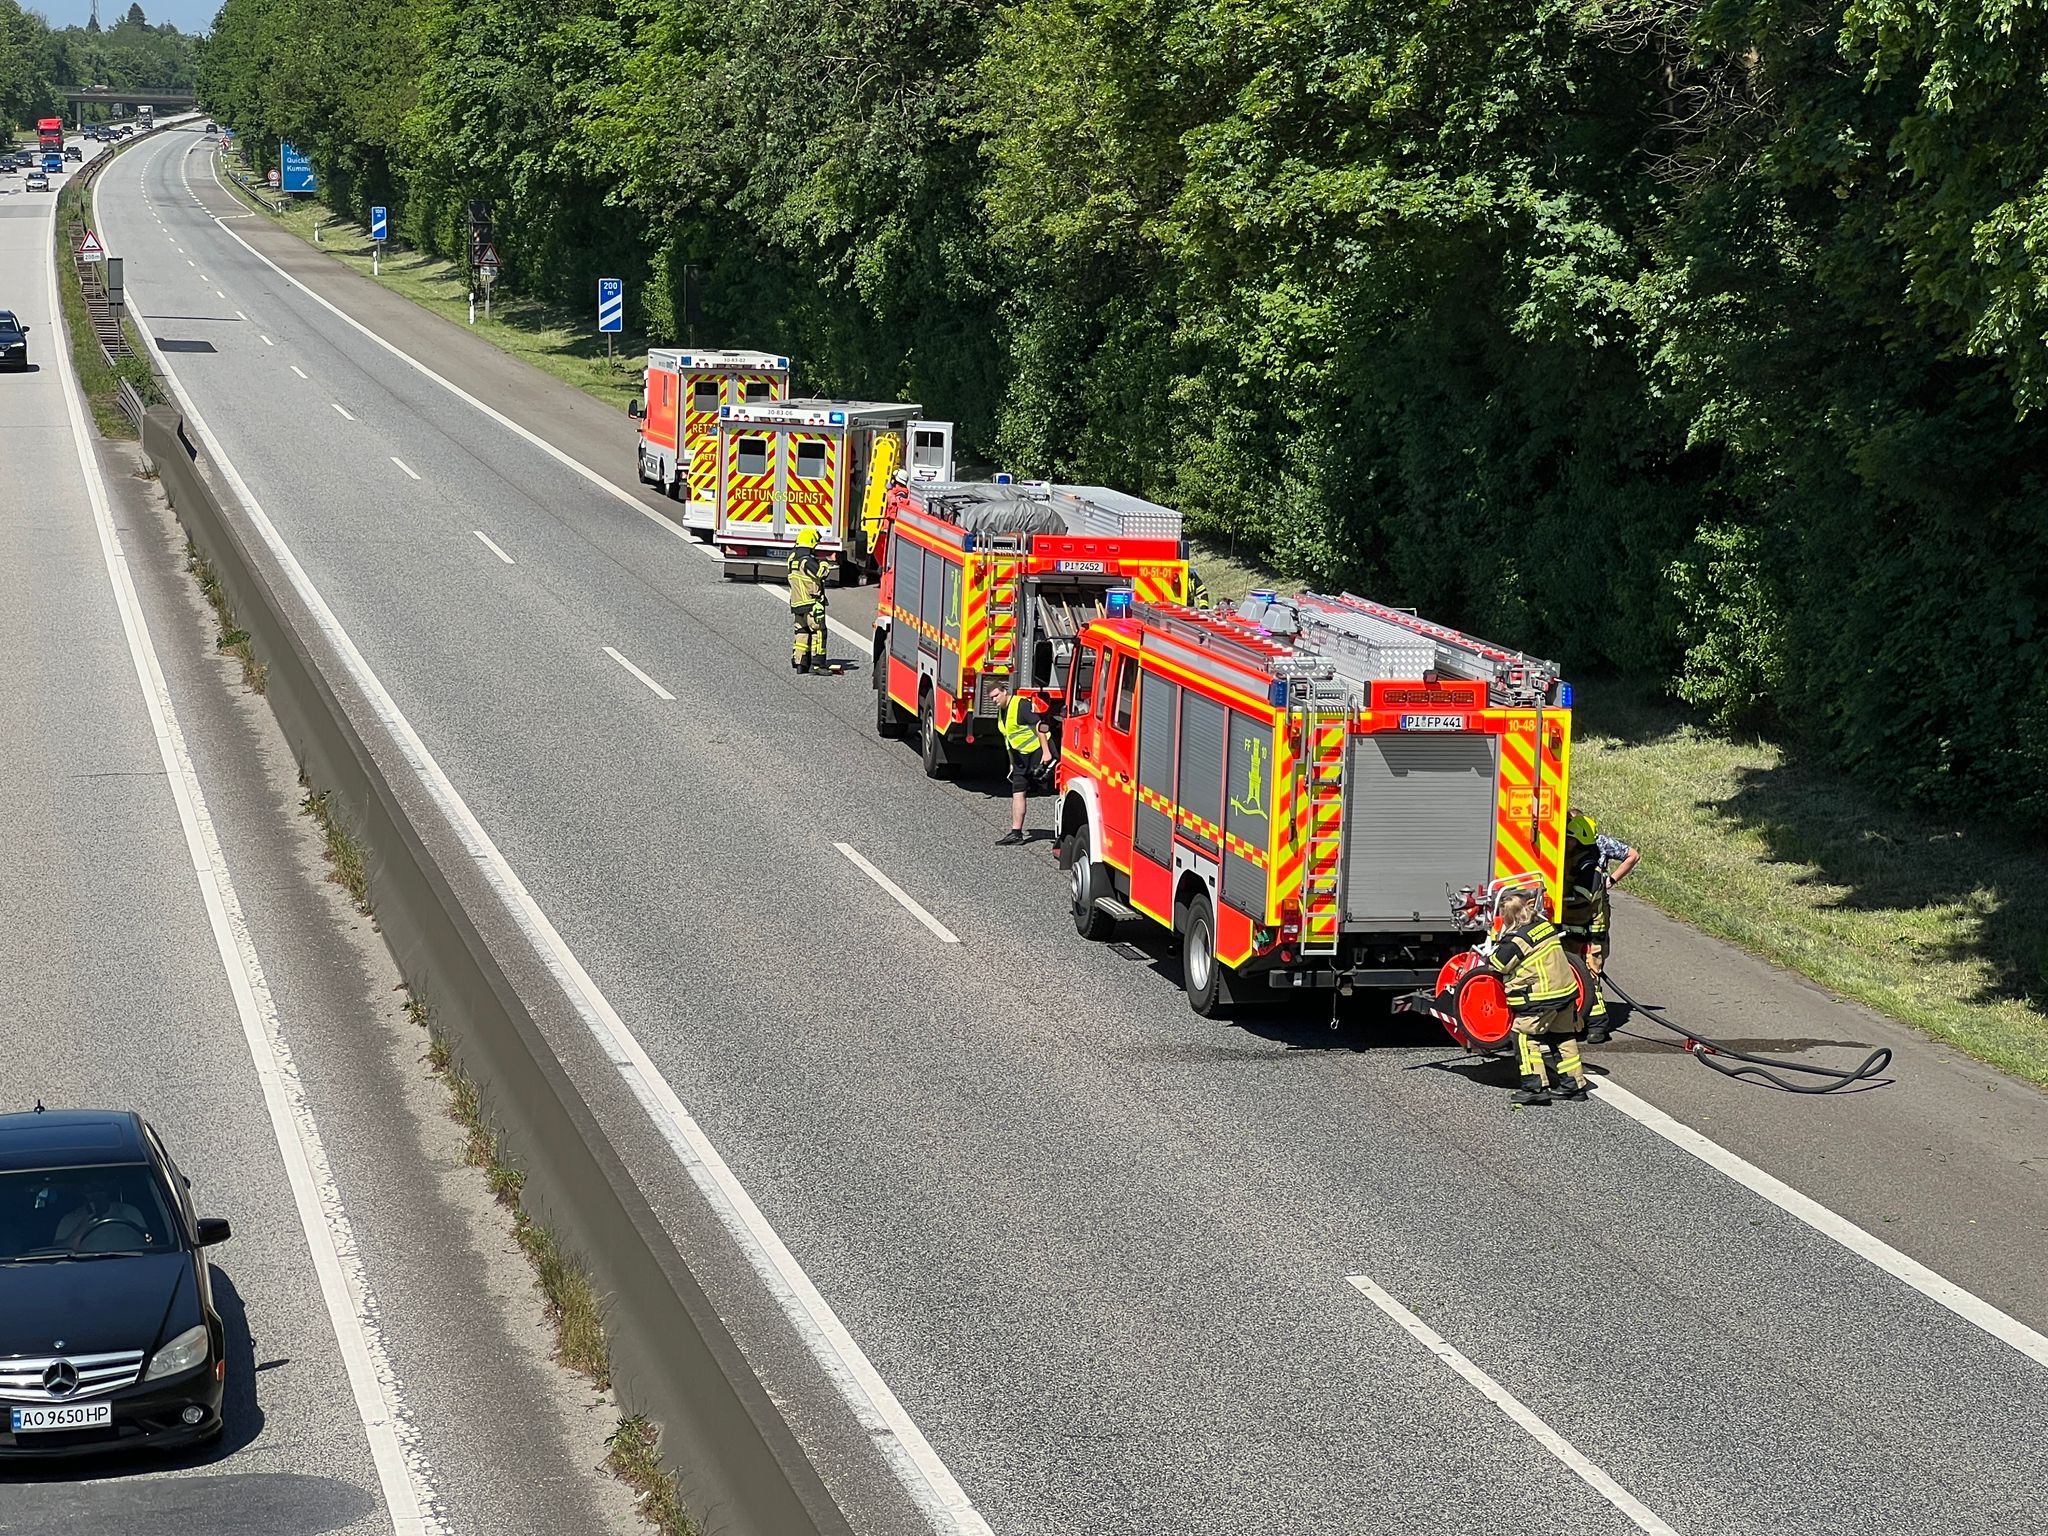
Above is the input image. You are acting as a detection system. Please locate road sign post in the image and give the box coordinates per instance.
[477,244,501,320]
[598,277,623,366]
[370,205,387,276]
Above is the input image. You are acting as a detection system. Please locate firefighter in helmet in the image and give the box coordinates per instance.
[1562,809,1639,1045]
[1487,881,1588,1105]
[788,528,830,674]
[1187,568,1214,611]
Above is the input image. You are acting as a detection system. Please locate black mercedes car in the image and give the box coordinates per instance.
[0,1109,231,1458]
[0,311,30,371]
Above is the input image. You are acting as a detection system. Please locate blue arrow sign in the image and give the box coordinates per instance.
[279,141,315,193]
[370,205,387,242]
[597,278,623,335]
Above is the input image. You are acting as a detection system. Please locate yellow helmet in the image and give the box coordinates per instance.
[1565,811,1598,846]
[794,528,821,549]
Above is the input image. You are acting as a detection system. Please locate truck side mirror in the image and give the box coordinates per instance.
[627,399,643,419]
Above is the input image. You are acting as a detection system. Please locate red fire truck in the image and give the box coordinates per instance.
[873,481,1188,775]
[1055,593,1573,1015]
[634,349,789,536]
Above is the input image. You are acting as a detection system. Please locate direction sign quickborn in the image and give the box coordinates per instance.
[370,205,387,242]
[598,278,623,335]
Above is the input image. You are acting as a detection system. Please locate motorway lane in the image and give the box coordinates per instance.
[1,134,640,1536]
[95,127,2048,1536]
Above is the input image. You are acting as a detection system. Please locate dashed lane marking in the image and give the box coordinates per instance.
[835,843,961,946]
[603,646,676,701]
[473,530,515,565]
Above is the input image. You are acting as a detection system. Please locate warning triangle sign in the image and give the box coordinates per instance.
[476,244,501,269]
[79,229,104,257]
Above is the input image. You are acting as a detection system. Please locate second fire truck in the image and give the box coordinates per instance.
[872,480,1189,775]
[1055,593,1573,1015]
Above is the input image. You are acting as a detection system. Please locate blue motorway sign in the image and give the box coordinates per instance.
[370,205,388,242]
[279,142,316,193]
[598,277,623,334]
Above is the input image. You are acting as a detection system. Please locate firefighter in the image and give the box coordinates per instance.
[1187,568,1214,611]
[787,528,829,674]
[1488,883,1588,1105]
[1562,809,1640,1045]
[990,682,1053,846]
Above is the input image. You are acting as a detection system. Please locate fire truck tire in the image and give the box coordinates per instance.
[1064,831,1115,940]
[1180,894,1232,1017]
[918,690,951,779]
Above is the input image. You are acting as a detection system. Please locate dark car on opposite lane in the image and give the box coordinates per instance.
[0,1109,231,1458]
[0,311,29,370]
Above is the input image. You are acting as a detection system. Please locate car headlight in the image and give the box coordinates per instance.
[144,1324,210,1381]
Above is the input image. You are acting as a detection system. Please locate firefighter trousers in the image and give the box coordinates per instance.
[1564,932,1610,1022]
[792,605,827,666]
[1512,1004,1585,1087]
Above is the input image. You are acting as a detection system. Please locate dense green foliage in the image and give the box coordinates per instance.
[4,4,203,132]
[200,0,2048,826]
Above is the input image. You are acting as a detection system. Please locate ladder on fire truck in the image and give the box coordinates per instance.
[1292,593,1560,707]
[1278,664,1351,958]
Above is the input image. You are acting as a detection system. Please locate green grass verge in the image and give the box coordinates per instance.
[216,152,646,412]
[52,165,162,440]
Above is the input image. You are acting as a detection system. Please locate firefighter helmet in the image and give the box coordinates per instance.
[1565,811,1598,846]
[794,527,822,549]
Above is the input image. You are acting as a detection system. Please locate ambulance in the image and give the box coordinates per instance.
[634,349,790,535]
[714,400,952,582]
[1055,593,1572,1015]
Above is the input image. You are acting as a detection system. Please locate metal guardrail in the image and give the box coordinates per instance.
[116,378,146,430]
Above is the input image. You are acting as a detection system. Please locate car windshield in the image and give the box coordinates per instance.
[0,1165,178,1260]
[0,313,17,330]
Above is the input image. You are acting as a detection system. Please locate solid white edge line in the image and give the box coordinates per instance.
[603,645,676,702]
[332,402,355,420]
[472,530,515,565]
[391,456,421,481]
[1591,1078,2048,1371]
[834,844,961,946]
[1347,1276,1680,1536]
[55,158,440,1536]
[133,137,994,1536]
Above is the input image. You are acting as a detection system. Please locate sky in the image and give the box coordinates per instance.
[33,0,215,36]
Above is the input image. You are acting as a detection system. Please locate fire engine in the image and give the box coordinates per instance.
[715,400,952,582]
[634,349,789,535]
[872,481,1188,775]
[1055,592,1573,1015]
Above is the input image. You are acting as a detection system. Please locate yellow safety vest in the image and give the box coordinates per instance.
[1001,695,1042,755]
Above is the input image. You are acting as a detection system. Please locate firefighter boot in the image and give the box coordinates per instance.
[797,653,812,674]
[1553,1039,1590,1101]
[1513,1033,1552,1107]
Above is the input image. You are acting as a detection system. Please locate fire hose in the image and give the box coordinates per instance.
[1599,974,1892,1095]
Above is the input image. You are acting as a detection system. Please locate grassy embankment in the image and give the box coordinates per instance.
[214,150,645,412]
[51,158,162,438]
[214,148,2048,1090]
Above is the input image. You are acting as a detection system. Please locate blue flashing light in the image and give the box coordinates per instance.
[776,356,789,369]
[1105,588,1135,618]
[1249,588,1277,604]
[719,405,730,417]
[830,410,846,425]
[1557,682,1573,708]
[994,472,1014,485]
[1269,680,1289,706]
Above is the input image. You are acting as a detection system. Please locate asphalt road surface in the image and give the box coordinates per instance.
[85,125,2048,1536]
[0,129,635,1536]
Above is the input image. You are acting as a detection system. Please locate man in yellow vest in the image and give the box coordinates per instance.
[788,528,829,673]
[1562,809,1639,1044]
[1488,882,1589,1105]
[990,682,1052,845]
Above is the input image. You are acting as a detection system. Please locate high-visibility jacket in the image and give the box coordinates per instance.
[1001,694,1044,755]
[1491,917,1579,1012]
[1561,846,1610,937]
[787,551,828,611]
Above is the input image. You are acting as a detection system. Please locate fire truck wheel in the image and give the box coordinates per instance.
[1064,831,1115,940]
[918,691,951,779]
[1180,893,1231,1017]
[875,670,907,739]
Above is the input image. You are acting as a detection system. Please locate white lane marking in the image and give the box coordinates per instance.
[235,309,247,320]
[135,144,996,1536]
[290,364,307,379]
[1348,1277,1679,1536]
[201,274,209,282]
[603,646,676,702]
[185,258,193,266]
[472,530,515,565]
[390,456,420,481]
[260,334,274,346]
[51,179,442,1536]
[1592,1078,2048,1372]
[332,402,355,420]
[217,290,228,301]
[835,844,961,945]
